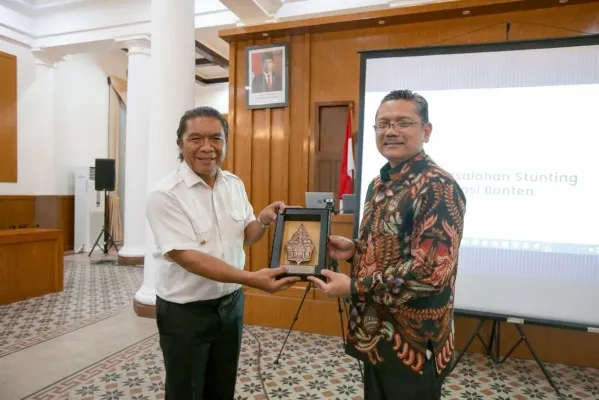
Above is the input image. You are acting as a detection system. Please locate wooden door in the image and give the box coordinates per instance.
[313,102,351,197]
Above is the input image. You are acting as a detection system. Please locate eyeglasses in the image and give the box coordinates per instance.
[373,121,422,134]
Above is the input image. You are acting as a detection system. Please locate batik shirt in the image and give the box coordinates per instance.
[345,150,466,379]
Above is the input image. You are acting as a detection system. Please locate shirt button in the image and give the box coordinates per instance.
[200,239,206,245]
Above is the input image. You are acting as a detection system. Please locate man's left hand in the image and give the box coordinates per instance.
[307,269,351,297]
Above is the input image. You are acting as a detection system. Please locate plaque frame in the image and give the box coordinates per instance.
[270,207,331,281]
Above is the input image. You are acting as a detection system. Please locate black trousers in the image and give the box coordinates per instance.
[363,357,444,400]
[155,290,244,400]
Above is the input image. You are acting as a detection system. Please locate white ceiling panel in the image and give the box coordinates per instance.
[195,28,230,60]
[195,64,229,79]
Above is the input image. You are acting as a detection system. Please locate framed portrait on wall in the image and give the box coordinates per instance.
[245,42,289,109]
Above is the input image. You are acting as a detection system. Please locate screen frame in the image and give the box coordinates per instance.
[352,33,599,330]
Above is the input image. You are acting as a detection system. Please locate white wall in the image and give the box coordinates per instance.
[195,82,228,113]
[0,38,227,196]
[54,50,126,195]
[0,41,127,195]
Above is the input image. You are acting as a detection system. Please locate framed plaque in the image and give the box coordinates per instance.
[270,208,331,281]
[245,42,289,110]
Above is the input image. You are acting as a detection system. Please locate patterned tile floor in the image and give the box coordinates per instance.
[22,325,599,400]
[3,257,599,399]
[0,258,143,358]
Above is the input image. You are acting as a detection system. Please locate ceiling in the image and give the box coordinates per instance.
[194,37,229,84]
[1,0,447,84]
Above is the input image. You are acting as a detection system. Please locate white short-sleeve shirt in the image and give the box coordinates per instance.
[146,160,256,303]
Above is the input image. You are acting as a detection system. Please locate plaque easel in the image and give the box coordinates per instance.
[271,200,350,367]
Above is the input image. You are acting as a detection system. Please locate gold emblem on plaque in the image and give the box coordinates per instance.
[285,223,315,264]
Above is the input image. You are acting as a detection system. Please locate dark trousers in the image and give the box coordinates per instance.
[363,357,443,400]
[155,290,244,400]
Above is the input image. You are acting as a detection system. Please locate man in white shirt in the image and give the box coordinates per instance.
[146,106,299,400]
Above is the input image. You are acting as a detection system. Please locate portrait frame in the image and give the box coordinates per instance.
[245,42,289,110]
[270,208,331,282]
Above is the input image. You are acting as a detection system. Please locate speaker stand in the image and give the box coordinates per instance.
[88,190,119,256]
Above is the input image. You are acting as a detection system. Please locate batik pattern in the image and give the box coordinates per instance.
[347,151,466,378]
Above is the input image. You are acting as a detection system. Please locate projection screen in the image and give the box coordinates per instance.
[354,35,599,328]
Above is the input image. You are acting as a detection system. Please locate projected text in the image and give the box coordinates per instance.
[452,172,578,196]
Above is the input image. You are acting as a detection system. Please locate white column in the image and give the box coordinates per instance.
[134,0,196,307]
[31,48,64,195]
[116,35,151,261]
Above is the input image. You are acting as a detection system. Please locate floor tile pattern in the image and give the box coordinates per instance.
[22,325,599,400]
[0,259,143,358]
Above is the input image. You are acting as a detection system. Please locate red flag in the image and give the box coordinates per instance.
[338,108,355,199]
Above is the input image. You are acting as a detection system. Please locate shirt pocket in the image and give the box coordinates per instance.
[226,196,248,227]
[190,218,213,252]
[229,210,246,225]
[225,200,247,248]
[228,210,246,243]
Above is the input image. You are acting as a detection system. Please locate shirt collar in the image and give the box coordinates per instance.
[380,150,428,183]
[179,160,223,189]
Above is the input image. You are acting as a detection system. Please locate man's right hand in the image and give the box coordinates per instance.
[247,266,300,293]
[328,235,356,260]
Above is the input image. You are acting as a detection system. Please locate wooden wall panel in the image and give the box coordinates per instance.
[224,2,599,369]
[36,195,75,252]
[295,33,311,207]
[233,40,253,270]
[0,229,64,305]
[232,35,315,272]
[0,196,36,229]
[269,103,287,254]
[250,104,270,272]
[223,42,236,174]
[0,195,75,251]
[60,196,74,251]
[0,51,17,183]
[233,40,254,194]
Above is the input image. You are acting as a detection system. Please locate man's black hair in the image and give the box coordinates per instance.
[378,89,429,123]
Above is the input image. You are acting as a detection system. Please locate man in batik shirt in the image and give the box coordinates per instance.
[308,89,466,399]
